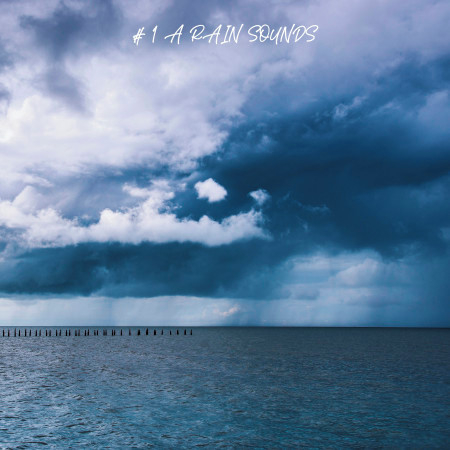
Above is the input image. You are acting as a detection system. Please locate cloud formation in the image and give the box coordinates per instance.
[0,183,266,248]
[0,0,448,325]
[195,178,227,203]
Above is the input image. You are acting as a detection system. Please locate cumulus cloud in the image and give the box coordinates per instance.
[0,184,266,248]
[195,178,227,203]
[249,189,270,206]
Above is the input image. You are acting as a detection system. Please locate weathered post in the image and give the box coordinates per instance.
[120,329,123,336]
[190,329,192,335]
[39,329,41,337]
[129,329,131,336]
[137,329,141,336]
[146,328,149,335]
[170,330,172,335]
[153,329,156,335]
[161,329,163,335]
[176,329,179,335]
[184,329,186,335]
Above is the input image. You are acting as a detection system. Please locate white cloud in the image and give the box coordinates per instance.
[217,305,241,318]
[195,178,227,203]
[249,189,270,206]
[0,184,267,248]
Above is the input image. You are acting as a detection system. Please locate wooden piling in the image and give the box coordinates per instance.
[39,329,41,336]
[176,329,179,335]
[161,329,163,335]
[146,328,148,335]
[153,329,156,335]
[190,329,192,335]
[170,330,172,335]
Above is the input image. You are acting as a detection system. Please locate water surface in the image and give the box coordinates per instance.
[0,327,449,447]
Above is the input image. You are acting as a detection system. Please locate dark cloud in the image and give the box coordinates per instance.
[20,1,122,60]
[0,0,448,325]
[0,41,13,111]
[0,48,449,305]
[38,66,86,111]
[0,240,295,299]
[19,1,121,111]
[0,41,13,71]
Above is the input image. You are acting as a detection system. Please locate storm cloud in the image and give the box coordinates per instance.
[0,0,449,325]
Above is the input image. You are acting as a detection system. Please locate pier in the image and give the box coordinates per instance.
[0,328,193,337]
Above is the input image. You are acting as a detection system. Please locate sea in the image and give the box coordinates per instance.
[0,327,449,448]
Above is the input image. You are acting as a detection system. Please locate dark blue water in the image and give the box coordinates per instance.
[0,327,449,447]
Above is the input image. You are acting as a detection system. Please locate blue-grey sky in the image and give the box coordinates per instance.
[0,0,449,325]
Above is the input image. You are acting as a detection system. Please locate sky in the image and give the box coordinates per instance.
[0,0,449,326]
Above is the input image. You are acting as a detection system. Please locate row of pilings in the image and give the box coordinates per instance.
[1,328,192,337]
